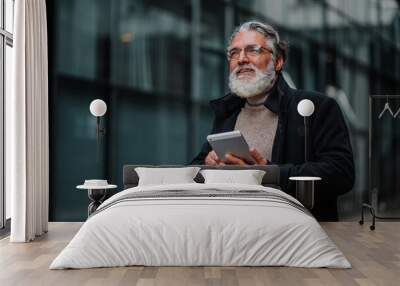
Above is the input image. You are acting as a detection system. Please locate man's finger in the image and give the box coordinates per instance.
[207,159,217,165]
[205,150,221,165]
[250,148,267,165]
[205,155,217,165]
[224,153,246,166]
[210,151,219,161]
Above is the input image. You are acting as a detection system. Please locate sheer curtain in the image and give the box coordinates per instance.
[7,0,49,242]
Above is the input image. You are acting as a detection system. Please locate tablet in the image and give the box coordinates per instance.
[207,130,254,163]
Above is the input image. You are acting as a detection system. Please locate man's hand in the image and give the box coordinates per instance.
[223,148,267,165]
[249,148,267,165]
[205,150,224,165]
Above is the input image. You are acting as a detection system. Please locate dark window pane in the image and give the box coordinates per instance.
[110,0,190,95]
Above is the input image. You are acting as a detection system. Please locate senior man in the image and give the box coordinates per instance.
[191,21,355,221]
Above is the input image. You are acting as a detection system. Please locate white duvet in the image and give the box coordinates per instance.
[50,183,350,269]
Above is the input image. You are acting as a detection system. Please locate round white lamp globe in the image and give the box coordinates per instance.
[297,99,315,117]
[89,99,107,117]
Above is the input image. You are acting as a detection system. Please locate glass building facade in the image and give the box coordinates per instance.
[47,0,400,221]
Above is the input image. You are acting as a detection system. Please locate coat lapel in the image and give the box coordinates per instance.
[268,75,290,164]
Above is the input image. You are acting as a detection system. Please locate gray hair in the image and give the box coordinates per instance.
[228,21,289,61]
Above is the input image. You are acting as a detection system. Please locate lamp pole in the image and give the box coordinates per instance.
[90,99,107,162]
[297,99,314,162]
[304,117,309,162]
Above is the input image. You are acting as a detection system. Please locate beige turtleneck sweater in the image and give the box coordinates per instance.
[234,95,278,161]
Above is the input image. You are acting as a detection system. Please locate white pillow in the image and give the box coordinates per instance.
[200,169,266,185]
[135,167,201,186]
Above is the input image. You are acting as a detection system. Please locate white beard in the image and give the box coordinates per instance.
[228,61,276,98]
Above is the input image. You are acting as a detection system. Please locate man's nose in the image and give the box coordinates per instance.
[238,49,250,64]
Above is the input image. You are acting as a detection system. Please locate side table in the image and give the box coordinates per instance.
[76,182,117,216]
[289,176,321,210]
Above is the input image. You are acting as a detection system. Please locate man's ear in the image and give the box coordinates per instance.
[275,56,284,72]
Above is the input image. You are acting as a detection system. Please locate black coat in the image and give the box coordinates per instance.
[191,75,355,221]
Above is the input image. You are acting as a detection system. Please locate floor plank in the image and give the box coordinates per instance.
[0,222,399,286]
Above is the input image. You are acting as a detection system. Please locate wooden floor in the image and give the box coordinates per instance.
[0,222,399,286]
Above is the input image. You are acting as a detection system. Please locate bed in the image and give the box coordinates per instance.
[50,165,350,269]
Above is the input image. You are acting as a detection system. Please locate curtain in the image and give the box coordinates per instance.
[8,0,49,242]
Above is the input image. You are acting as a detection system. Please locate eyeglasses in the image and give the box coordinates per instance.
[227,44,273,61]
